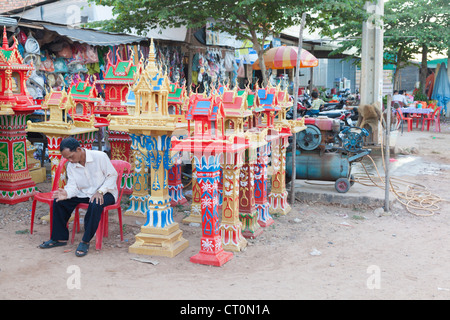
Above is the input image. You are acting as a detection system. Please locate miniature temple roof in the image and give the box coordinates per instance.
[186,96,221,121]
[222,90,252,118]
[0,27,38,114]
[168,83,185,105]
[43,90,75,110]
[257,88,279,111]
[276,87,292,108]
[96,48,137,84]
[69,79,100,102]
[237,88,259,111]
[0,28,29,68]
[98,62,137,84]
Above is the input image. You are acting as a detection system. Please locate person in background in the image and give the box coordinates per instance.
[38,137,118,257]
[306,91,324,116]
[392,90,408,106]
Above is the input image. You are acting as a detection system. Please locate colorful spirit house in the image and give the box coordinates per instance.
[172,90,250,266]
[94,50,137,193]
[108,39,188,258]
[69,78,101,119]
[238,86,277,236]
[167,82,188,206]
[220,89,253,250]
[167,82,187,120]
[26,89,98,185]
[255,85,280,129]
[95,49,137,116]
[68,77,106,141]
[0,28,40,204]
[269,86,306,215]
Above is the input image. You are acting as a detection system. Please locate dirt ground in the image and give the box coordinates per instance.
[1,118,450,301]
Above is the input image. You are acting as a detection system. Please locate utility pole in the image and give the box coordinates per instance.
[360,0,384,144]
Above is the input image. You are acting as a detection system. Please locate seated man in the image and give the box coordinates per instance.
[392,90,408,107]
[39,137,118,257]
[306,91,324,116]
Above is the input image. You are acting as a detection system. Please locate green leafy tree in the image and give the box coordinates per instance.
[312,0,449,94]
[385,0,450,94]
[89,0,321,85]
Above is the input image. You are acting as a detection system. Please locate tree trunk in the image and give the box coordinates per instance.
[393,46,403,91]
[256,47,268,87]
[250,33,268,87]
[420,44,428,94]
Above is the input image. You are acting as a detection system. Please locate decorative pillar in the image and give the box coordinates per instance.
[124,133,150,217]
[128,134,189,257]
[108,130,133,194]
[254,143,274,227]
[190,154,233,266]
[268,136,291,215]
[218,165,223,206]
[46,135,64,186]
[220,151,247,252]
[75,131,95,149]
[182,155,201,224]
[239,149,263,239]
[0,114,37,204]
[168,154,188,207]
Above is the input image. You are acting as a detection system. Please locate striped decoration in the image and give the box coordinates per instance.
[252,45,319,70]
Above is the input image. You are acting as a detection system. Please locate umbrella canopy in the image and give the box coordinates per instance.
[431,63,450,115]
[252,45,318,70]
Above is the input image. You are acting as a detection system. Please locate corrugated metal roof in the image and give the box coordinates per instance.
[41,23,147,46]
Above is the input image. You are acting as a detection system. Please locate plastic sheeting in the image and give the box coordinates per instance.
[431,63,450,115]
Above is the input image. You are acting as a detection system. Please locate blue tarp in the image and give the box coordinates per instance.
[431,63,450,115]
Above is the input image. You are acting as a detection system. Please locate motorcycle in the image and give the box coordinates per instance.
[318,109,354,127]
[320,96,359,123]
[286,93,311,119]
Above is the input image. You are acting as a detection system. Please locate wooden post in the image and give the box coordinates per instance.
[290,12,307,206]
[384,94,391,212]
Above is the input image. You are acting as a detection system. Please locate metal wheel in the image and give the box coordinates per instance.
[335,178,350,193]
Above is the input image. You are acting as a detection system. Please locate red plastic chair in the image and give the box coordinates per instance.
[71,160,132,250]
[397,108,413,132]
[422,107,441,132]
[30,158,68,235]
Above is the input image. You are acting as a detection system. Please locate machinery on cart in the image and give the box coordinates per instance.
[286,116,371,193]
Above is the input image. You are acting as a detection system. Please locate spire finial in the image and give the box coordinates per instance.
[2,26,8,49]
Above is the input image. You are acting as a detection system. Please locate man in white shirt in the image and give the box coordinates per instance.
[39,137,118,257]
[392,90,408,106]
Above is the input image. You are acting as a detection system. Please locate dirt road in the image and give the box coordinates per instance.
[1,119,449,301]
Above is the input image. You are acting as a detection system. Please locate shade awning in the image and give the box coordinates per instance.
[40,23,147,46]
[252,46,318,70]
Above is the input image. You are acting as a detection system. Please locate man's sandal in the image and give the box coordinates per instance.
[75,242,90,257]
[39,239,67,249]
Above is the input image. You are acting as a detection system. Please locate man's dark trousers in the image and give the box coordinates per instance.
[51,193,115,243]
